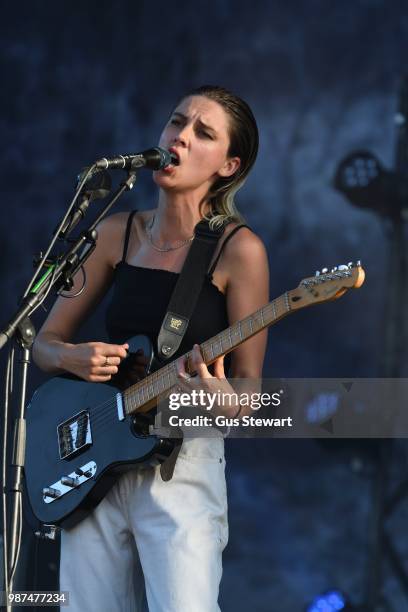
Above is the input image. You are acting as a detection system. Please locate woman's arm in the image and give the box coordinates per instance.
[224,227,269,380]
[177,227,270,418]
[32,213,130,381]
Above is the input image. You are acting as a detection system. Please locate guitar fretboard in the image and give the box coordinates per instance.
[122,292,291,416]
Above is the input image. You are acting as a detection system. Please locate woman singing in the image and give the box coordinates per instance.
[33,85,269,611]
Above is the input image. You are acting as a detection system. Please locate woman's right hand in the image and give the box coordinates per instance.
[60,341,129,382]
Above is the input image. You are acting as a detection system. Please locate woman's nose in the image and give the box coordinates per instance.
[173,125,190,147]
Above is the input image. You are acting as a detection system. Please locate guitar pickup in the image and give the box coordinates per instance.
[58,410,92,460]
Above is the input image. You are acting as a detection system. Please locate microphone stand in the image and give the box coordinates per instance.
[0,167,138,611]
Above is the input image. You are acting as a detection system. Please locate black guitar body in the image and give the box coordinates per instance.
[25,335,174,528]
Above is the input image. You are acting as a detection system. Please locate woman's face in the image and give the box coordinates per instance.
[154,95,240,194]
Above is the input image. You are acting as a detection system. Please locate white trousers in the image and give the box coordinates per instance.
[60,435,229,612]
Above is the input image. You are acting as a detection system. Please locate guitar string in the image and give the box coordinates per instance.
[63,299,281,439]
[52,273,355,442]
[57,299,281,438]
[86,300,277,432]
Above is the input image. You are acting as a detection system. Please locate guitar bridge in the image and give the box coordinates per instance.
[58,410,92,460]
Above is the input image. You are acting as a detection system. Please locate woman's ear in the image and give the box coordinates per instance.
[218,156,241,178]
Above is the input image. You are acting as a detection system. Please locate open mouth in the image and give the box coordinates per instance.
[168,148,181,166]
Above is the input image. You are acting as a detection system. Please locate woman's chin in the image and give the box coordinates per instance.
[153,171,179,189]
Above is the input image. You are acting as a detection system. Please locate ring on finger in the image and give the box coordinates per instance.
[104,356,110,367]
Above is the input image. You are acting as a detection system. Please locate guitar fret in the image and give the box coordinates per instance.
[122,281,314,418]
[222,332,229,350]
[218,334,224,351]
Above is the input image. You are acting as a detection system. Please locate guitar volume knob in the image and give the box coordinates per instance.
[61,476,78,487]
[75,467,93,478]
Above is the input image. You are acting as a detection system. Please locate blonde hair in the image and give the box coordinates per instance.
[179,85,259,229]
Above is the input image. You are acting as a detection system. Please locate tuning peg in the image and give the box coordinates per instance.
[321,268,328,274]
[356,260,361,266]
[331,266,338,272]
[338,264,348,271]
[347,262,353,268]
[315,270,320,276]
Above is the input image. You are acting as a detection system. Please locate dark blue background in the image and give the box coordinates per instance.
[1,1,408,609]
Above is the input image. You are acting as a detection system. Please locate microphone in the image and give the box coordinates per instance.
[76,167,112,199]
[56,169,112,239]
[95,147,179,171]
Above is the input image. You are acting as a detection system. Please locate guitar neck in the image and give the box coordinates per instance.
[122,292,291,417]
[121,262,365,417]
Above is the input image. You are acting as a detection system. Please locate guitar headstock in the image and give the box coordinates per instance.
[289,262,365,308]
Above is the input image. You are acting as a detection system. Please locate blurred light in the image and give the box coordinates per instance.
[334,77,408,219]
[306,590,348,612]
[305,392,339,424]
[333,149,405,217]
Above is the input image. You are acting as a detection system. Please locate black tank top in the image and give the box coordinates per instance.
[105,211,249,368]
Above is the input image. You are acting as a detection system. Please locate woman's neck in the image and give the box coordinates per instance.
[152,190,211,242]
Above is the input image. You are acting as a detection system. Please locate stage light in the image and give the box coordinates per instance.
[333,150,404,217]
[306,590,352,612]
[305,392,339,425]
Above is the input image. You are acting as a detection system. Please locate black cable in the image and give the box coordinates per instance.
[57,266,87,298]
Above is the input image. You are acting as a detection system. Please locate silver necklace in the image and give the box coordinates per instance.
[146,215,195,252]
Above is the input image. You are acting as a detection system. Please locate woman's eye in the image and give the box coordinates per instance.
[199,130,212,139]
[170,119,180,125]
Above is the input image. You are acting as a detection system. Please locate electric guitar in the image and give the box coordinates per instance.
[25,262,365,528]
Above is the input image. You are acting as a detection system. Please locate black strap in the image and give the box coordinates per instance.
[121,210,138,263]
[208,223,250,276]
[157,219,226,362]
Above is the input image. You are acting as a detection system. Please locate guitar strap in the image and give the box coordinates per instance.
[157,218,226,482]
[156,218,226,363]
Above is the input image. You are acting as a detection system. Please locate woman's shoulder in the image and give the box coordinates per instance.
[210,220,268,292]
[221,221,267,265]
[100,209,152,232]
[95,210,152,266]
[103,209,154,233]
